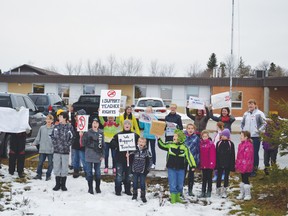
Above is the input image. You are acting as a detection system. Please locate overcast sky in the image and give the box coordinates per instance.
[1,0,287,76]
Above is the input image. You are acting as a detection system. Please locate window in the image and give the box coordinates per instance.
[83,85,95,94]
[186,86,199,100]
[33,84,45,93]
[58,84,70,105]
[134,85,146,99]
[231,91,242,109]
[160,86,172,105]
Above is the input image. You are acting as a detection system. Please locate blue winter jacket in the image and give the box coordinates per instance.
[184,131,200,167]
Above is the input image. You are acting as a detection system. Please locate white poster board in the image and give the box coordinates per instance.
[139,113,157,123]
[165,122,177,137]
[211,92,231,109]
[99,90,121,117]
[118,133,136,151]
[188,96,205,110]
[0,107,31,133]
[77,115,89,132]
[120,96,127,109]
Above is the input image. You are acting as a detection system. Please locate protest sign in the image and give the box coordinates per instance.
[188,96,205,110]
[165,122,177,137]
[77,115,89,132]
[99,90,121,117]
[211,92,231,109]
[150,120,166,136]
[118,133,136,152]
[139,113,157,123]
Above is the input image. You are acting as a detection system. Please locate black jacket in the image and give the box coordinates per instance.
[216,139,235,171]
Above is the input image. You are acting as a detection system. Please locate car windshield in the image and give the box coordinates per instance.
[137,99,163,108]
[29,95,49,106]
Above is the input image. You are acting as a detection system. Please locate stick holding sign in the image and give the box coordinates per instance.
[118,133,136,167]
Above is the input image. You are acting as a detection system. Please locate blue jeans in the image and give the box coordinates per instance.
[168,168,185,194]
[37,153,53,177]
[115,162,132,193]
[72,149,86,172]
[251,137,261,169]
[147,139,156,165]
[133,173,146,191]
[104,143,116,169]
[86,162,101,181]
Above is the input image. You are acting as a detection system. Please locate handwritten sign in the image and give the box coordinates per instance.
[77,115,89,132]
[150,120,166,136]
[165,122,177,137]
[211,92,231,109]
[139,113,157,123]
[188,96,205,110]
[118,133,136,152]
[99,90,122,117]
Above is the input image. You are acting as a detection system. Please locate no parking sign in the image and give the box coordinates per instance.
[77,115,89,132]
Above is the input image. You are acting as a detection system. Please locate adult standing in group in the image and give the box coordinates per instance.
[209,107,235,132]
[165,103,183,142]
[241,99,266,177]
[119,106,140,136]
[186,104,210,137]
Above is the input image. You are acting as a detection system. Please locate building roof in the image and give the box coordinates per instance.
[3,64,61,76]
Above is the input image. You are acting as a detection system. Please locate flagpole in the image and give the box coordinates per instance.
[230,0,235,111]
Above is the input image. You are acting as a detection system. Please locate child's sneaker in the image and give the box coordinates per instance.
[104,168,108,174]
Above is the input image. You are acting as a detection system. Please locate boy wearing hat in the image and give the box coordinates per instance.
[82,117,105,194]
[215,128,235,198]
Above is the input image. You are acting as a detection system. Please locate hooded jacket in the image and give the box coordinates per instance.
[51,123,74,154]
[241,108,266,137]
[216,139,235,171]
[199,138,216,170]
[184,131,200,166]
[235,140,254,173]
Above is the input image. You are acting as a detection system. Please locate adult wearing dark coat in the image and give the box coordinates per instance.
[209,107,235,132]
[165,103,183,142]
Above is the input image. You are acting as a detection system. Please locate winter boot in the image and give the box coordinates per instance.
[236,182,245,200]
[216,187,222,197]
[206,191,211,198]
[53,176,61,191]
[132,190,138,200]
[176,193,186,204]
[73,169,80,178]
[124,183,132,196]
[115,186,122,196]
[222,187,228,198]
[88,180,94,194]
[188,182,194,196]
[212,170,218,182]
[170,193,177,204]
[61,177,68,191]
[95,179,101,193]
[243,184,252,201]
[141,191,147,203]
[199,191,206,198]
[264,167,269,175]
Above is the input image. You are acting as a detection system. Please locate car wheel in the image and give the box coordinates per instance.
[4,134,11,158]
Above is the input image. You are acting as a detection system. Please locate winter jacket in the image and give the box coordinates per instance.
[184,131,200,166]
[82,128,105,163]
[216,139,235,171]
[241,108,266,137]
[110,130,140,164]
[51,123,74,154]
[119,114,140,135]
[235,140,254,173]
[139,115,157,140]
[71,120,85,151]
[158,138,196,170]
[33,125,54,154]
[99,116,120,143]
[186,107,210,134]
[199,139,216,170]
[131,146,152,174]
[165,112,183,130]
[209,111,235,132]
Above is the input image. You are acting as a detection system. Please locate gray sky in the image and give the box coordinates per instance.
[1,0,287,76]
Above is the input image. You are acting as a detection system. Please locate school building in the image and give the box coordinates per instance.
[0,64,287,117]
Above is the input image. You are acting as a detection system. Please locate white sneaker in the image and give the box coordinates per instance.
[151,164,156,169]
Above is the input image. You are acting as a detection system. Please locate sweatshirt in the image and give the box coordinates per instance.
[33,124,54,154]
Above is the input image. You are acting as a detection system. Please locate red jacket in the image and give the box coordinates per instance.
[200,139,216,170]
[235,140,254,173]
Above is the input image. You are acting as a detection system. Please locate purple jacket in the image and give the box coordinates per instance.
[200,139,216,170]
[235,140,254,174]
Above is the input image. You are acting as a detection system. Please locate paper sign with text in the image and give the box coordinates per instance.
[99,90,121,117]
[139,113,157,123]
[211,92,231,109]
[118,133,136,152]
[165,122,178,137]
[188,96,205,110]
[77,115,89,132]
[150,120,166,137]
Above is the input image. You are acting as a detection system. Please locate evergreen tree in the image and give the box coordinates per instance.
[207,53,218,70]
[219,62,226,77]
[268,62,276,76]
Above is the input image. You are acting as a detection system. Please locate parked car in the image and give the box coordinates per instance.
[0,92,46,157]
[132,97,169,120]
[28,93,67,116]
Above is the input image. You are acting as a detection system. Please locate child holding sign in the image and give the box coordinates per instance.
[157,129,196,204]
[110,120,140,196]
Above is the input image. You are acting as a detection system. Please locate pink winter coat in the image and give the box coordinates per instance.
[200,139,216,170]
[235,140,254,173]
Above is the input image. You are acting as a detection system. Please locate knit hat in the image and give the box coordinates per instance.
[123,119,131,126]
[92,117,99,123]
[220,128,230,138]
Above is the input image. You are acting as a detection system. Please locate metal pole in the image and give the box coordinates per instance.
[230,0,235,109]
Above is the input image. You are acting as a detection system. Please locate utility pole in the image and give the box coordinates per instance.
[229,0,235,109]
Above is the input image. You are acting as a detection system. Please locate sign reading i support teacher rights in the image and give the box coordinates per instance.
[99,90,122,117]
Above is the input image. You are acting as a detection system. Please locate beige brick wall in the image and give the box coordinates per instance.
[8,83,32,94]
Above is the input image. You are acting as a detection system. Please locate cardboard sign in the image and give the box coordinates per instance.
[165,122,177,136]
[99,90,122,117]
[77,115,89,132]
[188,96,205,110]
[211,92,231,109]
[139,113,157,123]
[118,133,136,151]
[150,120,166,137]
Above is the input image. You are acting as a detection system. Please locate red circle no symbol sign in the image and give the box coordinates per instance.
[78,116,86,130]
[107,90,116,98]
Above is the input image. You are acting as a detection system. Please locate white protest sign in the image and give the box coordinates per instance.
[118,133,136,152]
[211,92,231,109]
[120,96,127,109]
[165,122,177,137]
[139,113,157,123]
[188,96,205,110]
[0,107,31,133]
[77,115,89,132]
[99,90,121,117]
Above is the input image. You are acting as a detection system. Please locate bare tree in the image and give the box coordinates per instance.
[256,60,270,71]
[225,55,236,78]
[106,54,118,75]
[117,57,142,76]
[149,60,161,76]
[65,62,74,75]
[45,65,60,74]
[86,60,94,75]
[73,61,83,75]
[186,62,202,77]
